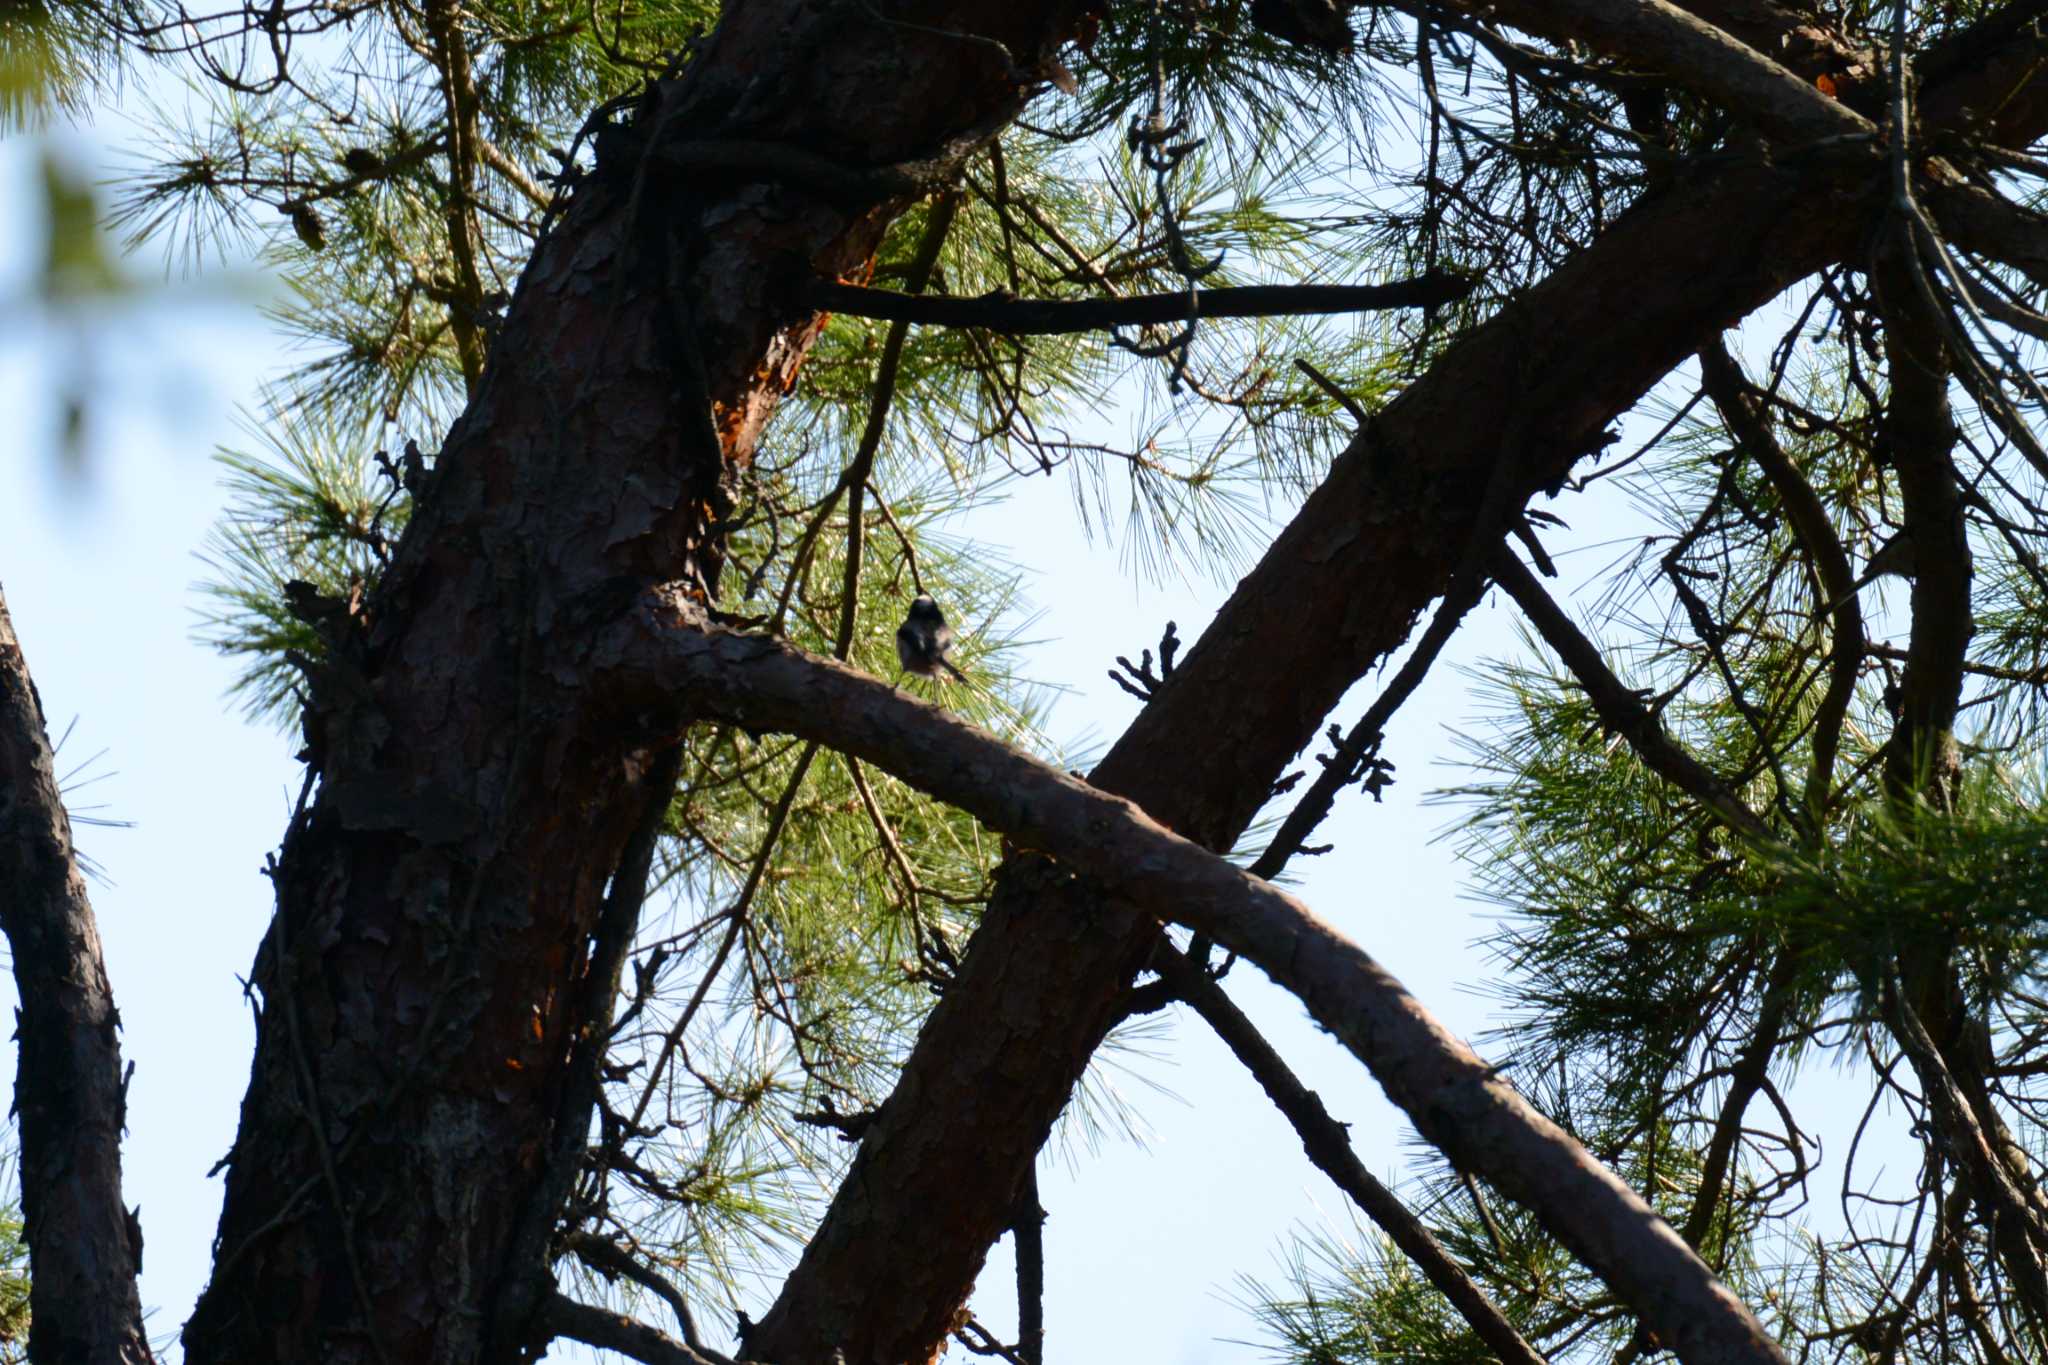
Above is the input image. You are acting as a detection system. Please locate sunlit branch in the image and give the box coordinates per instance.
[616,604,1792,1365]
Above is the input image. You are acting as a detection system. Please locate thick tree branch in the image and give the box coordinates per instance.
[1153,944,1549,1365]
[1917,5,2048,144]
[1678,0,1875,81]
[0,587,154,1365]
[614,608,1791,1365]
[804,273,1477,333]
[1446,0,1874,142]
[1928,182,2048,293]
[1564,0,1874,138]
[752,136,1882,1365]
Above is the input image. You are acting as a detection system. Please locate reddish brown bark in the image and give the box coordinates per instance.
[0,588,153,1365]
[177,4,1092,1362]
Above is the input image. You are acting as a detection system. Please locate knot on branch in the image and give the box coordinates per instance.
[1108,621,1180,702]
[794,1104,876,1142]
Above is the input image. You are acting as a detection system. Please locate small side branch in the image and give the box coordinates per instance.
[1248,565,1489,882]
[1011,1168,1045,1365]
[1697,338,1861,820]
[1490,547,1773,843]
[565,1232,730,1363]
[1109,620,1180,702]
[1156,943,1548,1365]
[542,1290,721,1365]
[804,274,1476,335]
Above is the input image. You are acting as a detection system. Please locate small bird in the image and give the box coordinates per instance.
[1819,530,1916,614]
[896,595,967,683]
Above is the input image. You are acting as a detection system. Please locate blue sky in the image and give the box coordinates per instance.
[0,101,1913,1363]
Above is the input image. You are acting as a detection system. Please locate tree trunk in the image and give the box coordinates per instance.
[178,3,1089,1360]
[0,588,153,1364]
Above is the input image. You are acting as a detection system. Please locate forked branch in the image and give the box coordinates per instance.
[614,603,1790,1365]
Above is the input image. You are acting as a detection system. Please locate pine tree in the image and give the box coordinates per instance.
[6,0,2048,1361]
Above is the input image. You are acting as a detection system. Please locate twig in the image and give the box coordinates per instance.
[1156,942,1549,1365]
[1492,546,1772,843]
[542,1290,720,1365]
[1292,356,1369,425]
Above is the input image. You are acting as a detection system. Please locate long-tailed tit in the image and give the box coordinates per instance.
[896,595,967,682]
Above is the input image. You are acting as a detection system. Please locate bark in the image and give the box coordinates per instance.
[0,587,153,1365]
[750,29,2048,1365]
[178,3,1092,1361]
[1477,0,1872,142]
[613,610,1788,1365]
[1872,243,1969,797]
[159,3,2048,1363]
[1929,182,2048,303]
